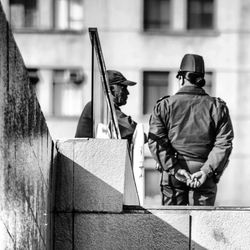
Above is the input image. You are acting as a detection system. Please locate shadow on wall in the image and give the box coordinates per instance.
[54,152,123,213]
[53,153,207,250]
[0,2,55,249]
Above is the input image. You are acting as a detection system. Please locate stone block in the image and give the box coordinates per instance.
[54,213,73,250]
[73,138,126,212]
[72,138,139,212]
[74,210,190,250]
[55,139,139,213]
[55,140,74,212]
[191,211,250,249]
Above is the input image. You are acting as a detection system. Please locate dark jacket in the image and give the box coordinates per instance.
[75,101,93,138]
[148,85,234,181]
[114,104,137,144]
[75,101,137,144]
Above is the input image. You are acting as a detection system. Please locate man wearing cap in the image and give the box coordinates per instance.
[148,54,234,206]
[75,70,137,144]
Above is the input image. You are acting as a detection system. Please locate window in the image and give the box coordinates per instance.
[143,71,169,114]
[10,0,39,28]
[54,0,84,30]
[53,69,84,116]
[144,0,171,31]
[9,0,84,30]
[27,68,39,93]
[28,68,84,117]
[187,0,214,30]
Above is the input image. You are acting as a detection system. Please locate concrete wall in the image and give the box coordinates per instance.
[0,3,55,249]
[72,208,250,250]
[54,138,140,248]
[55,139,250,250]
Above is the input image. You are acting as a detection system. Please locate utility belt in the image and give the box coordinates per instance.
[177,154,206,163]
[155,153,206,173]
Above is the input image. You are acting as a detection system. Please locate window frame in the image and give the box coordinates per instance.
[52,68,85,117]
[9,0,84,32]
[143,71,170,115]
[143,0,172,32]
[27,67,85,118]
[187,0,215,30]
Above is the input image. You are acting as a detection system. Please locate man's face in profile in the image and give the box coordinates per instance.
[111,84,129,106]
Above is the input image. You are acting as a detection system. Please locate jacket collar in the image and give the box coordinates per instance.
[114,103,121,110]
[176,85,208,96]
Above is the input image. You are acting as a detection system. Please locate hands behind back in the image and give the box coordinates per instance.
[175,169,207,188]
[175,169,191,183]
[188,170,207,188]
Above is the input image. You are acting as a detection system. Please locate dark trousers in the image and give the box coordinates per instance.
[161,173,217,206]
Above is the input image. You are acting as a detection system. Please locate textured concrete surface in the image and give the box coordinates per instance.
[53,209,190,250]
[55,138,139,213]
[191,210,250,249]
[74,211,190,250]
[55,140,74,212]
[54,213,73,250]
[0,3,54,249]
[54,206,250,250]
[0,217,15,249]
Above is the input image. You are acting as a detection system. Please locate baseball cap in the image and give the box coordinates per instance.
[106,70,136,86]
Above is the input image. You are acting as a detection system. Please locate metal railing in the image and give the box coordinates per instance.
[89,28,121,139]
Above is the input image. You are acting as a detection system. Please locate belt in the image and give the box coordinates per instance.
[177,154,206,163]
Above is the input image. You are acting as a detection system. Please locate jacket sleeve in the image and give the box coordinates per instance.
[115,108,137,143]
[148,100,178,173]
[201,100,234,181]
[75,101,93,138]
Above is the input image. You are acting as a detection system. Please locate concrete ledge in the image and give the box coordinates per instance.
[124,207,250,249]
[75,212,189,250]
[55,139,139,213]
[54,209,190,250]
[191,210,250,249]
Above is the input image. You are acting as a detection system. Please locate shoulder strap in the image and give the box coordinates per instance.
[216,97,226,105]
[175,92,208,96]
[157,95,170,103]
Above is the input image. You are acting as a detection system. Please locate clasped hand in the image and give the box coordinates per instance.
[175,169,207,188]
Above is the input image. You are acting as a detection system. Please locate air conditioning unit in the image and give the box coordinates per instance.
[27,68,39,85]
[69,69,85,85]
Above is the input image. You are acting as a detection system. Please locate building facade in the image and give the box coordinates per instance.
[2,0,250,206]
